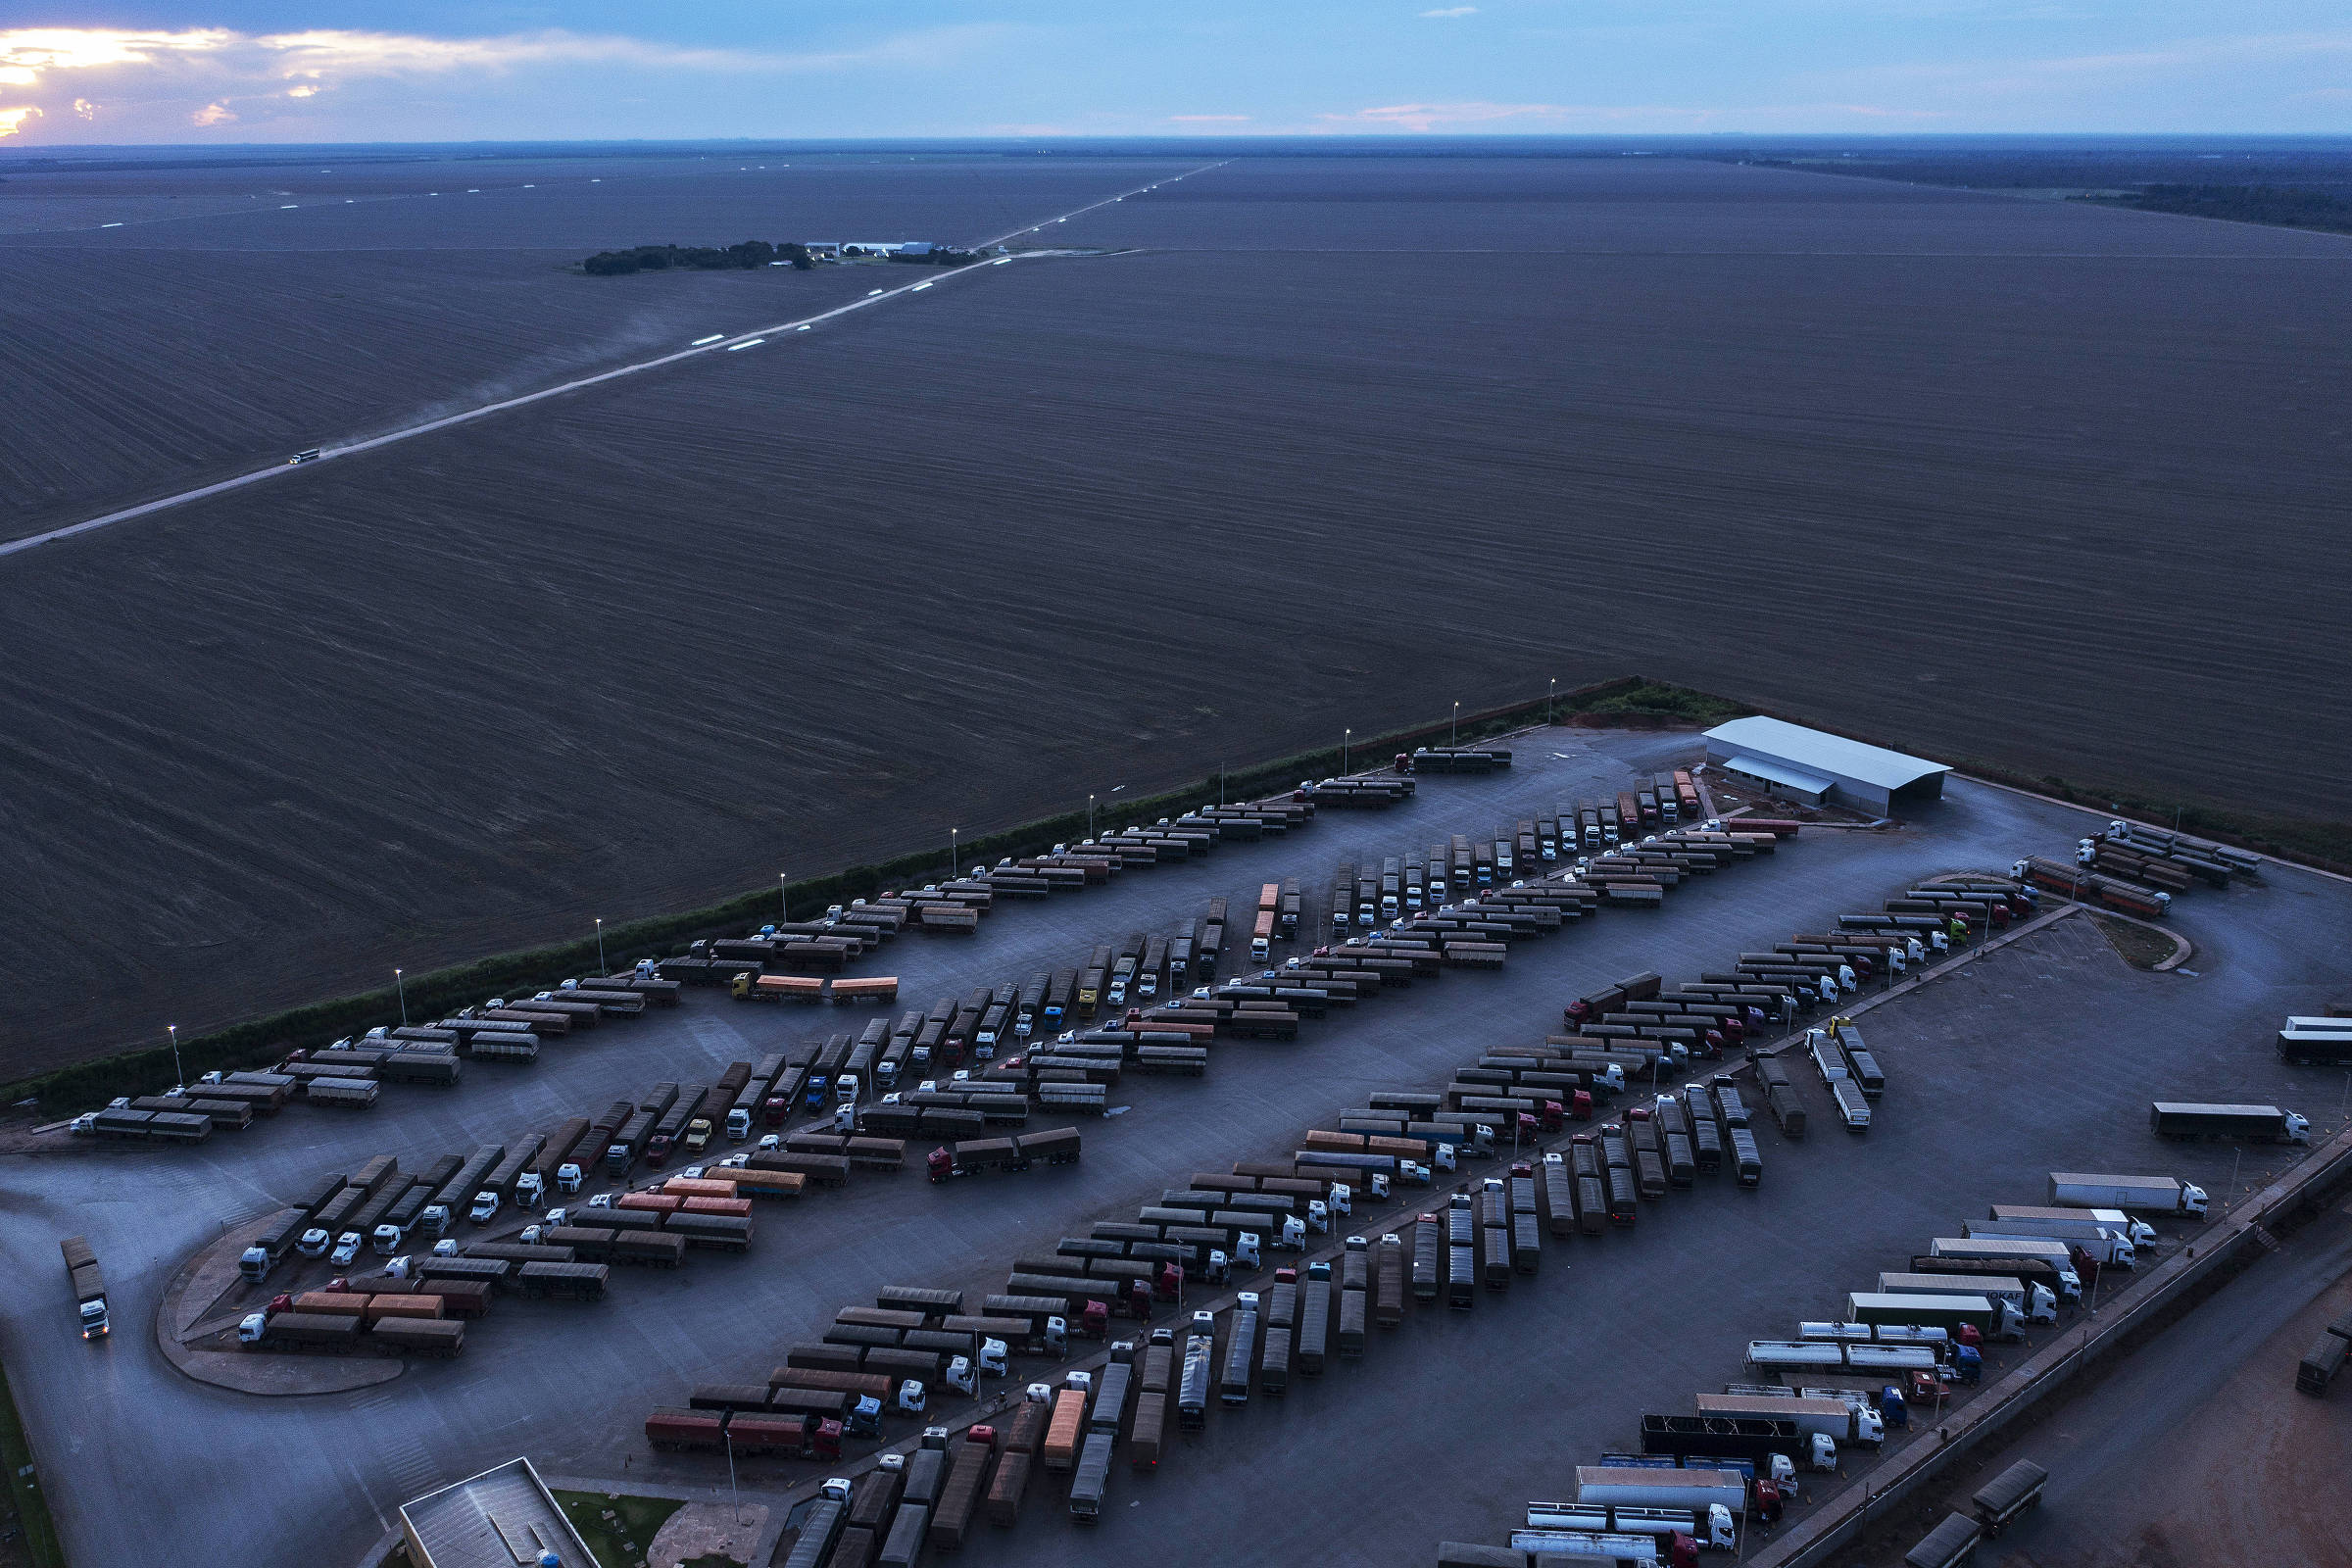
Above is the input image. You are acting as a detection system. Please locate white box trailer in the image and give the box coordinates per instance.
[1876,1272,2031,1311]
[2047,1172,2205,1216]
[1989,1203,2155,1248]
[1933,1235,2070,1265]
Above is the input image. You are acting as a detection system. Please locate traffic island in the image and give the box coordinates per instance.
[155,1212,400,1396]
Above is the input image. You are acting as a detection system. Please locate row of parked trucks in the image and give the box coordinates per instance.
[232,1058,807,1295]
[744,918,1854,1554]
[234,1129,819,1356]
[66,969,682,1143]
[2072,817,2259,906]
[1447,1161,2151,1562]
[665,792,1315,997]
[759,807,1816,1187]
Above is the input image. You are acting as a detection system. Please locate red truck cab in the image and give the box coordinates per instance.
[1569,1090,1593,1120]
[926,1148,956,1183]
[1078,1300,1109,1340]
[761,1095,790,1127]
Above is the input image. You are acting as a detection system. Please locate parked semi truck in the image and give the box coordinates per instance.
[1965,1217,2136,1268]
[1910,1251,2079,1305]
[1849,1292,2028,1342]
[1988,1203,2157,1249]
[2047,1172,2206,1216]
[1694,1394,1884,1445]
[2277,1018,2352,1065]
[1575,1466,1749,1520]
[61,1237,108,1339]
[2148,1102,2310,1145]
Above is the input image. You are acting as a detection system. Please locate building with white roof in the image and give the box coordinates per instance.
[1701,715,1950,814]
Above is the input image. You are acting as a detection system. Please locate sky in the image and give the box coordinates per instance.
[2,3,2348,145]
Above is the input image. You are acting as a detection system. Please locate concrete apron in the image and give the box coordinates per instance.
[1748,1122,2352,1568]
[156,1208,401,1396]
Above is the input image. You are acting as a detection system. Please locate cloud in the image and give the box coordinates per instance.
[0,24,1010,140]
[1169,113,1250,122]
[0,104,37,136]
[1320,101,1581,130]
[1419,7,1480,17]
[72,95,93,118]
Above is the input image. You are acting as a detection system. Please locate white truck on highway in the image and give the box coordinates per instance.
[2046,1172,2206,1216]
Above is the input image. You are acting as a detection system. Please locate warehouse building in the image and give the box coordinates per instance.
[399,1457,594,1568]
[1701,715,1950,814]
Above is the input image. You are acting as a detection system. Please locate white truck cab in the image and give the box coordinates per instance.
[515,1172,544,1208]
[468,1192,500,1224]
[296,1227,331,1257]
[556,1162,583,1194]
[370,1224,402,1254]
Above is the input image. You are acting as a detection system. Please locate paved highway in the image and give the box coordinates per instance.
[0,164,1223,563]
[6,736,2346,1567]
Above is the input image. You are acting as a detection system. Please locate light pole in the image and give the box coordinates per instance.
[950,827,959,879]
[1547,678,1556,723]
[1343,727,1350,774]
[168,1024,182,1091]
[722,1424,742,1524]
[394,968,408,1025]
[1088,793,1095,838]
[595,917,606,974]
[1451,701,1460,742]
[779,872,789,921]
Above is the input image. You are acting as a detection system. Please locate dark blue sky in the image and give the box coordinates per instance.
[4,4,2347,144]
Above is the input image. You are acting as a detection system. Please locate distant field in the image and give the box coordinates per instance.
[2,153,2346,1077]
[0,153,1195,535]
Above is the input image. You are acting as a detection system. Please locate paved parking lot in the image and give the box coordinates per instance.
[2,731,2344,1568]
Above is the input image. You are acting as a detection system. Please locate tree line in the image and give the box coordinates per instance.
[580,240,985,275]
